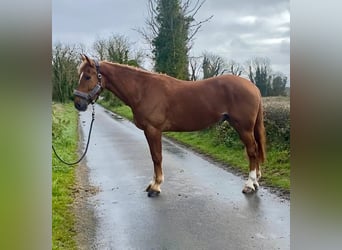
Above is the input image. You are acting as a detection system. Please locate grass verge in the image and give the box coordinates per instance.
[52,102,78,250]
[99,100,290,192]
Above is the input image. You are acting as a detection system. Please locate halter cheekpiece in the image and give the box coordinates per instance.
[74,59,103,104]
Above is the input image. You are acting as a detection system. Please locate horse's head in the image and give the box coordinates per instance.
[74,54,103,111]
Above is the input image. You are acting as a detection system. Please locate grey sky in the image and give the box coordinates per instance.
[52,0,289,78]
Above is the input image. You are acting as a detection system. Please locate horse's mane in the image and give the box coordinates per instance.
[102,61,174,79]
[102,61,149,73]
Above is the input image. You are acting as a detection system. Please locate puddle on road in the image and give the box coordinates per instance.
[104,109,124,121]
[162,139,187,158]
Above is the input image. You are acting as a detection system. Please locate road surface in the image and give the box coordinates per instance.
[78,104,289,250]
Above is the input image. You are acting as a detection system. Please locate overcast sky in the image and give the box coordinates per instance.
[52,0,289,78]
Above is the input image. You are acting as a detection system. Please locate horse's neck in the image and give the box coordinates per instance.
[102,63,142,108]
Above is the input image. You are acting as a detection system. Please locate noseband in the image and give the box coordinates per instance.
[74,59,103,104]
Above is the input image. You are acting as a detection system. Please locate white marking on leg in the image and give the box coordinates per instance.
[245,169,258,190]
[147,175,163,193]
[245,178,255,190]
[257,169,262,181]
[249,169,256,180]
[150,181,161,192]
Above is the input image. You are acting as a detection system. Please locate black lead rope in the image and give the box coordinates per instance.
[52,104,95,166]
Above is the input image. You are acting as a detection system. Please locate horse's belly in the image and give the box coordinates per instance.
[166,112,220,132]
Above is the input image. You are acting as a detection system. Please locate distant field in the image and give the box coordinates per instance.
[263,96,290,108]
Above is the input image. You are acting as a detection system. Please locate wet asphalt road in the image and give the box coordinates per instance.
[79,104,290,250]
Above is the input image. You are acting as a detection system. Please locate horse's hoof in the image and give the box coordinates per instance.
[242,186,256,194]
[147,190,160,197]
[145,184,152,192]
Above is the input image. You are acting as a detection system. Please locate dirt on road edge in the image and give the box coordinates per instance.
[73,116,99,250]
[73,161,99,250]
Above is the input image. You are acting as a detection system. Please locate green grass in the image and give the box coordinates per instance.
[98,99,290,191]
[113,105,134,121]
[52,103,78,250]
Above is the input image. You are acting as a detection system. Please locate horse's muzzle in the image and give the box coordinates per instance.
[74,99,88,111]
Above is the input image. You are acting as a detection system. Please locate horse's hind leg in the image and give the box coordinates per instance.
[144,126,164,197]
[239,130,260,194]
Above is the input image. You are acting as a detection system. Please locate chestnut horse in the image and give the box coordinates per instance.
[74,55,266,196]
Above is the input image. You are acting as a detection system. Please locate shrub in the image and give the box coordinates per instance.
[215,97,290,151]
[215,122,243,149]
[263,97,290,150]
[101,90,124,107]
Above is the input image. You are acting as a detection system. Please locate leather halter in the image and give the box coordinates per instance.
[74,59,103,104]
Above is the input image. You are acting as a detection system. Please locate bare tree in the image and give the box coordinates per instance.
[106,35,130,63]
[181,0,214,49]
[92,34,144,66]
[189,56,202,80]
[93,38,107,60]
[227,60,243,76]
[202,52,226,79]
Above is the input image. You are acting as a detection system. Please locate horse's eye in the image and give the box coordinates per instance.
[85,76,91,80]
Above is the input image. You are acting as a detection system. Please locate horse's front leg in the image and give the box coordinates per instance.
[144,126,164,197]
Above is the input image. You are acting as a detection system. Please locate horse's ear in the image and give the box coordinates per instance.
[81,54,92,65]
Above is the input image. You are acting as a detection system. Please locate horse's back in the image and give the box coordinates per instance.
[159,75,260,131]
[206,74,260,94]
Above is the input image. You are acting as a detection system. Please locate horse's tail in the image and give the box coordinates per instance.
[254,100,266,163]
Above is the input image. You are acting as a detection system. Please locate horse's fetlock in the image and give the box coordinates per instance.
[154,174,164,184]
